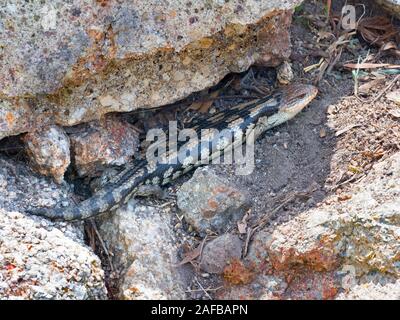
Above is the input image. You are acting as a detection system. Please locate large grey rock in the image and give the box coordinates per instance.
[23,125,71,183]
[0,208,107,300]
[177,167,250,233]
[0,156,107,300]
[0,156,74,225]
[0,0,302,140]
[99,199,186,300]
[199,234,243,274]
[69,116,139,177]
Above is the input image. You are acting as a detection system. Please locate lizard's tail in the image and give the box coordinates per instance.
[27,189,121,221]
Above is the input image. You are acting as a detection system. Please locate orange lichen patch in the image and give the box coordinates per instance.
[283,270,339,300]
[207,199,219,210]
[203,198,228,216]
[268,224,342,274]
[96,0,110,7]
[212,186,243,201]
[338,194,352,201]
[87,27,105,43]
[223,259,255,285]
[127,287,139,294]
[124,266,137,278]
[4,263,16,271]
[5,112,15,125]
[169,10,177,19]
[224,24,248,37]
[269,241,340,273]
[322,285,338,300]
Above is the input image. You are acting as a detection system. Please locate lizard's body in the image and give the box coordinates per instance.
[28,84,318,221]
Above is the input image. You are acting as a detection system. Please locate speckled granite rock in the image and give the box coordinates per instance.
[218,151,400,300]
[336,278,400,300]
[23,125,71,183]
[267,152,400,277]
[0,0,302,140]
[69,116,139,177]
[98,199,186,300]
[0,156,74,219]
[0,156,107,299]
[0,208,107,300]
[177,167,250,233]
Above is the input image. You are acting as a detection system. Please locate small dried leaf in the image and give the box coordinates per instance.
[236,221,246,234]
[237,213,249,234]
[237,222,247,234]
[335,124,361,137]
[175,237,208,266]
[175,246,201,266]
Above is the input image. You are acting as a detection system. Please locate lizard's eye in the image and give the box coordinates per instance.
[287,92,306,105]
[293,93,306,101]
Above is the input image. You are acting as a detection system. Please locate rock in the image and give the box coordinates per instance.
[200,234,243,274]
[246,229,272,273]
[0,0,302,140]
[0,156,107,300]
[387,90,400,105]
[23,125,71,183]
[336,280,400,300]
[267,152,400,277]
[217,274,287,300]
[70,116,139,177]
[177,167,250,233]
[267,209,343,272]
[277,61,294,85]
[231,152,400,300]
[0,99,35,141]
[283,271,339,300]
[376,0,400,17]
[0,208,107,300]
[0,156,76,224]
[98,199,186,300]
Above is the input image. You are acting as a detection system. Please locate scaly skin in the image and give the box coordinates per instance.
[27,84,318,221]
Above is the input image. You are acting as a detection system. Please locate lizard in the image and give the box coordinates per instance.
[27,84,318,221]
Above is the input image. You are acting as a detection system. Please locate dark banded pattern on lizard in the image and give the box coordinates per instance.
[27,84,318,221]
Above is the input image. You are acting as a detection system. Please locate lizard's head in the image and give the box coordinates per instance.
[264,84,318,129]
